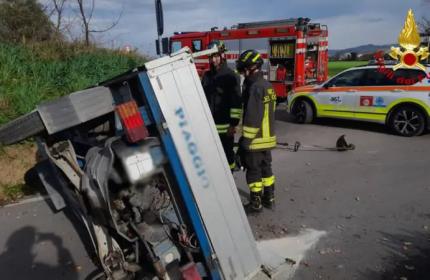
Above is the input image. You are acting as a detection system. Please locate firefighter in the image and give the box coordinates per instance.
[236,49,277,212]
[202,40,242,171]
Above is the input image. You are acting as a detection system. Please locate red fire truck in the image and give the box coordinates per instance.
[163,18,329,99]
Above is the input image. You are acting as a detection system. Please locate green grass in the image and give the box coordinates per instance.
[1,183,33,201]
[0,42,146,125]
[0,42,146,203]
[328,61,367,77]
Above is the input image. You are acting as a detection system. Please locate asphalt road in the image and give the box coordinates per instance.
[1,109,430,280]
[243,107,430,280]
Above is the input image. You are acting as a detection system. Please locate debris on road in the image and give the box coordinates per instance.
[285,257,297,265]
[318,248,342,255]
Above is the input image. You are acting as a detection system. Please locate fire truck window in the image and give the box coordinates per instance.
[192,40,202,52]
[329,69,366,87]
[171,41,182,52]
[240,38,267,51]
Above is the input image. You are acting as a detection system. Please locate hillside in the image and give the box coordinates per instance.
[328,44,393,58]
[0,42,146,203]
[0,42,146,125]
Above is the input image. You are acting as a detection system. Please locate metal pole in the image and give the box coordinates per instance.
[158,34,162,57]
[155,0,164,57]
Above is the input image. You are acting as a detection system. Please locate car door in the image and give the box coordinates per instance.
[314,69,366,119]
[352,68,395,122]
[353,68,428,122]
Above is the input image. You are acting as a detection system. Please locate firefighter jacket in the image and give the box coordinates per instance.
[241,72,277,151]
[202,62,242,134]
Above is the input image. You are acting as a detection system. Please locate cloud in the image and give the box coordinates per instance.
[38,0,428,55]
[315,13,401,49]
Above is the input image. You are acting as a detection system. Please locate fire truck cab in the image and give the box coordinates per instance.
[162,18,329,99]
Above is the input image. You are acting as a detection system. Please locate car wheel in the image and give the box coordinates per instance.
[389,106,426,137]
[292,99,314,124]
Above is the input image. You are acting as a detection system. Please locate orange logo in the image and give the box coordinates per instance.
[389,9,429,71]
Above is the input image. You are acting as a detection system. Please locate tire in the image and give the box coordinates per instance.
[389,105,426,137]
[292,99,314,124]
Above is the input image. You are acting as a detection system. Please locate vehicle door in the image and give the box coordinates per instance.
[314,69,366,119]
[353,68,428,122]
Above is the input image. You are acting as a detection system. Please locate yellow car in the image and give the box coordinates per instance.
[288,65,430,136]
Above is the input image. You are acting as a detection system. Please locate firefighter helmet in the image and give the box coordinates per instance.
[207,40,226,54]
[236,49,263,73]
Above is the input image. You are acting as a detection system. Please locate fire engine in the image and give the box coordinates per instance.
[161,18,329,99]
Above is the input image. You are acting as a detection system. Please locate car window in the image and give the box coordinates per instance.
[171,41,182,52]
[361,69,396,86]
[192,40,202,52]
[392,69,427,85]
[328,69,366,87]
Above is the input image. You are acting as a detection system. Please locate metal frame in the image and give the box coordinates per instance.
[139,71,222,280]
[141,49,262,280]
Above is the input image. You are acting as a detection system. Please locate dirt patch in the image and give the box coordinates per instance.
[0,142,37,204]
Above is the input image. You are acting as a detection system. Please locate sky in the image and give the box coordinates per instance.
[40,0,430,56]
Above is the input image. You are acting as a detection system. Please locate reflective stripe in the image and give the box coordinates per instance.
[243,131,257,139]
[242,51,253,62]
[229,162,236,169]
[249,181,263,192]
[262,175,275,187]
[262,103,270,138]
[250,136,277,150]
[252,53,261,62]
[243,125,259,139]
[243,126,259,133]
[230,108,242,119]
[216,124,229,134]
[216,124,229,129]
[250,141,277,150]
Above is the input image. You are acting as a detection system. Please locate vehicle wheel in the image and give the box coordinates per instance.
[389,106,426,137]
[292,99,314,124]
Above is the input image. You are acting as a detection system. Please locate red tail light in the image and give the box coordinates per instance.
[180,262,202,280]
[116,101,148,143]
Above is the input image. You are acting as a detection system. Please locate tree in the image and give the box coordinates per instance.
[419,17,430,34]
[0,0,55,43]
[75,0,123,46]
[51,0,67,33]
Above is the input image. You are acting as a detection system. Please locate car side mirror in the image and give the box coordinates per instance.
[323,83,331,89]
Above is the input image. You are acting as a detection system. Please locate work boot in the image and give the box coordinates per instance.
[246,191,263,213]
[262,185,275,209]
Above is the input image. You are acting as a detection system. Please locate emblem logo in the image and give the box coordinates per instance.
[389,9,429,71]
